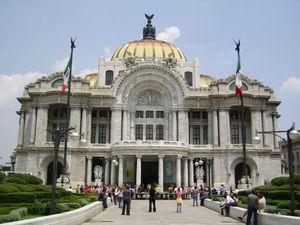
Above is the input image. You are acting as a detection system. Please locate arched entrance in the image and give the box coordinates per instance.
[234,163,251,188]
[46,161,63,185]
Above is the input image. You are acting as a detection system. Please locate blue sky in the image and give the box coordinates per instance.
[0,0,300,163]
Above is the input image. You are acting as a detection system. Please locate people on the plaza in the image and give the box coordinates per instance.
[220,192,236,216]
[211,187,218,195]
[116,187,123,208]
[149,184,156,212]
[155,184,161,199]
[80,184,84,193]
[199,187,205,206]
[176,187,183,213]
[219,184,225,195]
[122,185,132,215]
[98,187,108,208]
[258,192,266,213]
[246,188,258,225]
[76,184,80,193]
[192,186,199,206]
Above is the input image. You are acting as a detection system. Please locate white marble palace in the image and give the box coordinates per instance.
[12,15,281,190]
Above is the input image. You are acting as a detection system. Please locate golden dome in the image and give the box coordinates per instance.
[111,39,187,62]
[82,73,98,86]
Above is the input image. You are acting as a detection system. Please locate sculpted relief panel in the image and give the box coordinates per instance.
[137,89,162,106]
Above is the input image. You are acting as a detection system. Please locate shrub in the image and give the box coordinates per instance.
[35,191,52,199]
[265,205,278,214]
[0,207,27,223]
[278,209,290,215]
[0,172,6,184]
[63,202,81,209]
[6,173,42,185]
[0,183,18,193]
[0,192,36,203]
[44,203,70,215]
[28,203,47,215]
[277,201,292,209]
[295,210,300,216]
[267,191,292,200]
[237,190,250,196]
[271,176,289,186]
[79,199,89,206]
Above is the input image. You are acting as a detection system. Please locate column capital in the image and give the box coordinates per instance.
[136,154,142,159]
[86,155,93,160]
[177,155,182,159]
[158,154,165,159]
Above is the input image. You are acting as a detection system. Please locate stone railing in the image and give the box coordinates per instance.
[112,140,188,148]
[204,199,300,225]
[6,201,107,225]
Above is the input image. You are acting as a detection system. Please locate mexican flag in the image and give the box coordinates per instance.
[235,54,243,97]
[61,56,72,96]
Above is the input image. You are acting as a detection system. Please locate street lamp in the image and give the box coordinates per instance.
[194,159,204,189]
[206,158,213,198]
[47,127,75,215]
[253,123,300,215]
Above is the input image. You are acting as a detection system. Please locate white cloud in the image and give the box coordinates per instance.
[78,68,98,76]
[281,77,300,93]
[52,57,69,72]
[157,26,181,43]
[0,71,45,106]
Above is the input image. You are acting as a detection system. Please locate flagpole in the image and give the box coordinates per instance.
[234,40,248,179]
[63,38,76,182]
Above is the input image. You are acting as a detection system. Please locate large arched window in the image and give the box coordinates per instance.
[184,71,193,86]
[51,79,63,89]
[105,70,114,85]
[229,82,248,91]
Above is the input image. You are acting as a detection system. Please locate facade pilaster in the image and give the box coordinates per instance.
[30,107,37,144]
[178,110,189,143]
[219,109,230,147]
[111,108,122,143]
[17,111,25,146]
[172,110,177,141]
[122,110,129,141]
[35,107,48,146]
[110,159,116,186]
[81,107,87,140]
[86,108,92,144]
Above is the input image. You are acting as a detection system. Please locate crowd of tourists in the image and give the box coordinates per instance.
[67,183,265,224]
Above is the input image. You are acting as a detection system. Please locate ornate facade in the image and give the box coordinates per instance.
[12,16,281,190]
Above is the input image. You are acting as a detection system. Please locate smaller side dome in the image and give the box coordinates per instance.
[82,73,98,86]
[200,74,216,88]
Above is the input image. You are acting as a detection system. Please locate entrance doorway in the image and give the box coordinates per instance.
[47,161,63,185]
[235,162,251,188]
[141,161,158,186]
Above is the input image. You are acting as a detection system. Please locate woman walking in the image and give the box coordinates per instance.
[176,187,183,213]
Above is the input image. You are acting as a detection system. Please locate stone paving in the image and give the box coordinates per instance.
[81,200,244,225]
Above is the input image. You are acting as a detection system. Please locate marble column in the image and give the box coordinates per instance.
[172,110,177,141]
[110,160,116,186]
[219,109,230,147]
[207,110,213,145]
[130,111,135,140]
[189,158,194,187]
[176,156,182,187]
[122,110,128,141]
[104,158,110,185]
[158,155,164,191]
[111,108,122,143]
[86,109,92,143]
[178,110,189,143]
[81,107,87,140]
[213,110,219,146]
[86,156,92,185]
[183,158,188,188]
[17,111,25,146]
[136,155,142,187]
[30,107,37,144]
[35,107,48,145]
[118,156,124,186]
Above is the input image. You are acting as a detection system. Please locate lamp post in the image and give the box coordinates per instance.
[194,159,204,189]
[47,127,75,215]
[254,123,300,216]
[207,158,212,198]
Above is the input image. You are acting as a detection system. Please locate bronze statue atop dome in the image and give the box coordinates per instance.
[143,13,156,40]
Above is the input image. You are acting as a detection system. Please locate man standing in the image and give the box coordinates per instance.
[246,188,258,225]
[122,185,131,215]
[149,184,156,212]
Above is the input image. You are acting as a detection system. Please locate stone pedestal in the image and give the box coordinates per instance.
[238,176,253,190]
[95,179,102,187]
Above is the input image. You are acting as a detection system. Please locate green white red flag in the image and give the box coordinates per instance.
[62,56,72,96]
[235,54,243,97]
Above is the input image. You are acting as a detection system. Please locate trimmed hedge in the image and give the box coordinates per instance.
[0,207,28,223]
[6,173,42,185]
[0,192,36,203]
[0,183,18,193]
[0,172,6,184]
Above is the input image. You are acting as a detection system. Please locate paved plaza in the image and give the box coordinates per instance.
[81,200,243,225]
